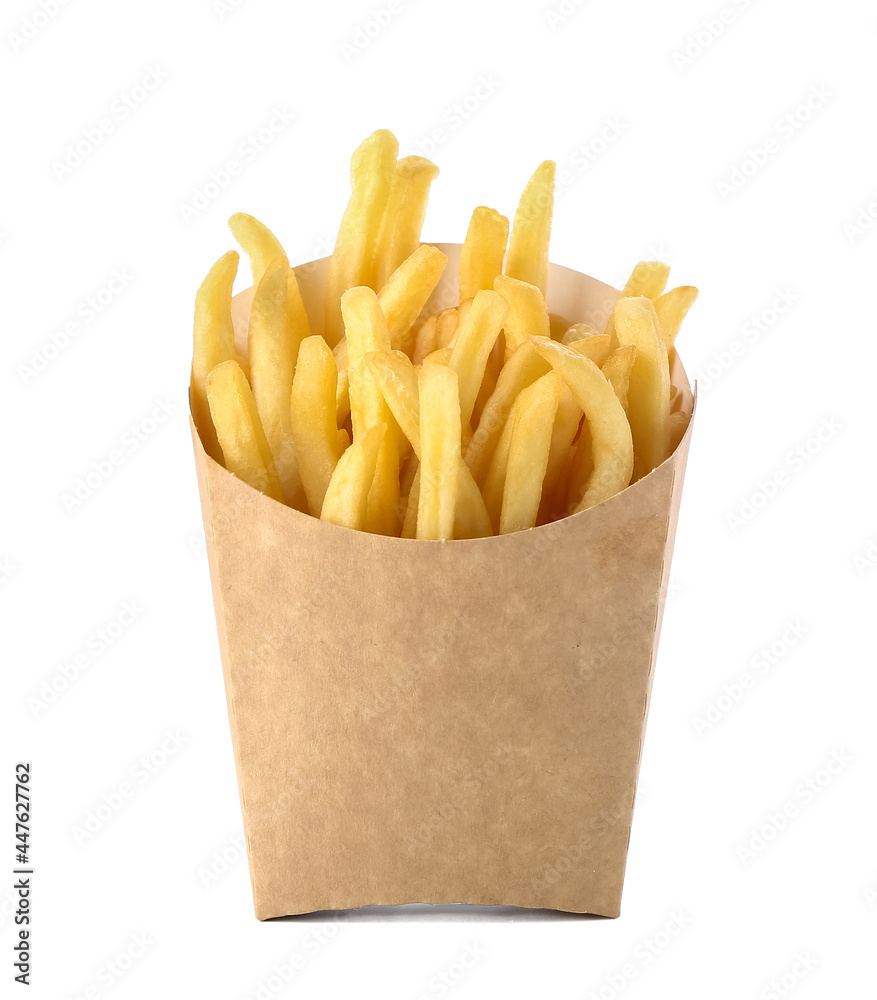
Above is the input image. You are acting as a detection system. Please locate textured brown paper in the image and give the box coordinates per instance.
[192,246,695,919]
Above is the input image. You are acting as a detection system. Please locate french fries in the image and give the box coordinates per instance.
[532,338,634,512]
[191,251,240,461]
[325,129,399,347]
[206,359,283,502]
[448,290,508,429]
[248,255,307,509]
[460,207,509,302]
[321,423,386,531]
[290,336,345,514]
[505,160,555,294]
[192,131,698,538]
[375,155,440,289]
[377,245,447,351]
[416,365,462,540]
[499,373,561,534]
[341,286,400,535]
[613,297,671,479]
[494,275,550,361]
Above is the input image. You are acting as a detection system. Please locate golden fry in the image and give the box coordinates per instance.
[423,346,453,366]
[604,260,671,340]
[333,338,351,426]
[601,345,637,412]
[229,212,310,341]
[500,373,561,534]
[248,256,307,509]
[411,313,438,365]
[448,289,508,429]
[533,338,634,511]
[505,160,555,294]
[191,251,240,462]
[325,130,398,346]
[482,389,519,530]
[375,155,439,288]
[465,340,550,485]
[613,297,671,478]
[377,245,447,351]
[568,333,611,367]
[538,381,582,524]
[460,206,509,302]
[654,285,698,348]
[493,274,550,360]
[367,349,421,452]
[320,423,386,531]
[228,213,285,287]
[206,360,283,502]
[416,365,461,540]
[290,336,345,514]
[434,306,460,349]
[341,286,400,534]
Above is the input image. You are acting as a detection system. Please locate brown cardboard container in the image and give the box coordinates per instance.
[192,245,695,919]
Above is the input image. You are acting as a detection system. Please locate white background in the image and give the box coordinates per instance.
[3,0,876,996]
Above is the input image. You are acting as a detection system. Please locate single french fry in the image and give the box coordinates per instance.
[460,206,509,302]
[248,256,307,509]
[377,245,447,350]
[206,360,283,502]
[229,212,310,341]
[435,306,460,349]
[370,350,491,538]
[466,340,550,485]
[411,313,438,365]
[333,338,351,425]
[601,345,637,413]
[604,260,671,340]
[538,381,583,524]
[500,373,561,534]
[448,289,508,429]
[320,423,386,531]
[533,337,634,511]
[472,339,502,429]
[374,155,440,288]
[191,251,240,462]
[341,286,400,534]
[289,336,345,514]
[423,346,453,366]
[228,213,284,287]
[569,333,612,367]
[654,285,698,348]
[482,389,520,530]
[613,296,671,478]
[561,322,595,345]
[493,274,550,360]
[416,364,462,540]
[505,160,555,294]
[620,260,671,300]
[367,349,421,452]
[325,130,399,346]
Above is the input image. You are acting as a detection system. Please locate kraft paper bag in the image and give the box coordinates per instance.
[191,245,695,919]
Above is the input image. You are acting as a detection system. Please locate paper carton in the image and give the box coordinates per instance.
[191,245,695,918]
